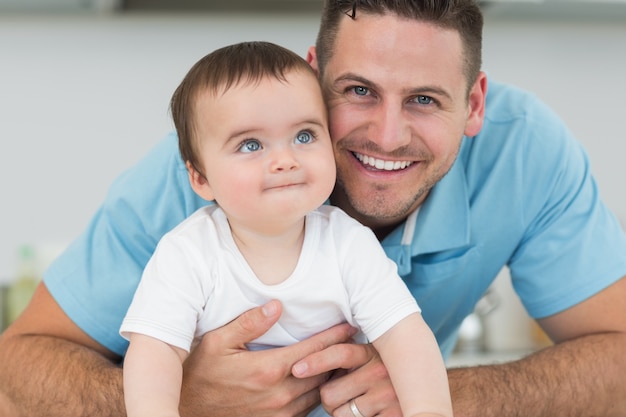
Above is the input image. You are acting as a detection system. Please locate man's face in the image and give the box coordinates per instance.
[314,13,485,235]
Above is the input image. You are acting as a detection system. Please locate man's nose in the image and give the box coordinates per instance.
[368,102,411,151]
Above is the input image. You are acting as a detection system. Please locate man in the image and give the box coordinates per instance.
[1,1,625,416]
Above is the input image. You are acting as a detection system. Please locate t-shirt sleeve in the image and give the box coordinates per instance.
[43,133,206,356]
[333,211,421,342]
[507,100,626,318]
[120,229,212,353]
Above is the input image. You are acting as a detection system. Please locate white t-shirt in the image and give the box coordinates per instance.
[120,205,420,352]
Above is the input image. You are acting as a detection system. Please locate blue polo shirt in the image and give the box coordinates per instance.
[44,80,626,357]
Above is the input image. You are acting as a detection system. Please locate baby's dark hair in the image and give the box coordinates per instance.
[170,41,317,174]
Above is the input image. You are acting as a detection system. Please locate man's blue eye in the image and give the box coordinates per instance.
[239,139,261,153]
[416,95,433,105]
[295,131,313,144]
[353,86,369,96]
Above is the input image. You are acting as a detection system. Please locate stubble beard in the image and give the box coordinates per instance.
[335,153,458,223]
[339,178,430,221]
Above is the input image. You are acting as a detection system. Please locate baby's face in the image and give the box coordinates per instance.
[192,69,336,234]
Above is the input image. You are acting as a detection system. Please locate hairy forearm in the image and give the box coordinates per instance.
[448,332,626,417]
[0,334,125,417]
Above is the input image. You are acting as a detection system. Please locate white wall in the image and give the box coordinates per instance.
[1,7,625,283]
[0,12,321,281]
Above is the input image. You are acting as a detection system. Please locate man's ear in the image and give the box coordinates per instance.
[186,161,215,201]
[464,71,488,137]
[306,46,319,76]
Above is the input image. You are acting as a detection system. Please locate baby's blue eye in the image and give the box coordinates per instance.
[239,139,261,153]
[295,131,314,144]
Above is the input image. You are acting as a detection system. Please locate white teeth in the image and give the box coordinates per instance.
[354,152,413,171]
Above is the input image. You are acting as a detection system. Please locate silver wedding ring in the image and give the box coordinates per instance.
[349,399,365,417]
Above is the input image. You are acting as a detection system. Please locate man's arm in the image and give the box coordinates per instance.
[0,283,356,417]
[448,275,626,417]
[449,332,626,416]
[0,283,126,417]
[294,276,626,417]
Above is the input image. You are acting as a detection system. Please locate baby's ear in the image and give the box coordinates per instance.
[186,161,214,201]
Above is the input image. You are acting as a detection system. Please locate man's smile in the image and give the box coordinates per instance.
[353,152,414,171]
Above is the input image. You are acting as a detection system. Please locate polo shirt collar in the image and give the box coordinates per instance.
[382,152,470,275]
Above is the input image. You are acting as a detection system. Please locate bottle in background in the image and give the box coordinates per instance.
[5,244,40,325]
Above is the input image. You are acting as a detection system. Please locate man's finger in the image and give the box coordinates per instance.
[292,342,374,378]
[209,300,283,350]
[287,323,357,365]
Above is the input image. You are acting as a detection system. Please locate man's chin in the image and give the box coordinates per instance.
[352,186,428,220]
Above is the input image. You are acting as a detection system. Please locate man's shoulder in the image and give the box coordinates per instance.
[484,80,550,123]
[109,132,184,190]
[100,132,206,235]
[474,79,572,159]
[105,132,197,205]
[458,79,583,211]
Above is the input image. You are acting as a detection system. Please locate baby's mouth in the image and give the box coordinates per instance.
[353,152,414,171]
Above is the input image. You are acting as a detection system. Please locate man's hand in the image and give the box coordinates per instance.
[292,342,402,417]
[288,278,626,417]
[180,300,358,417]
